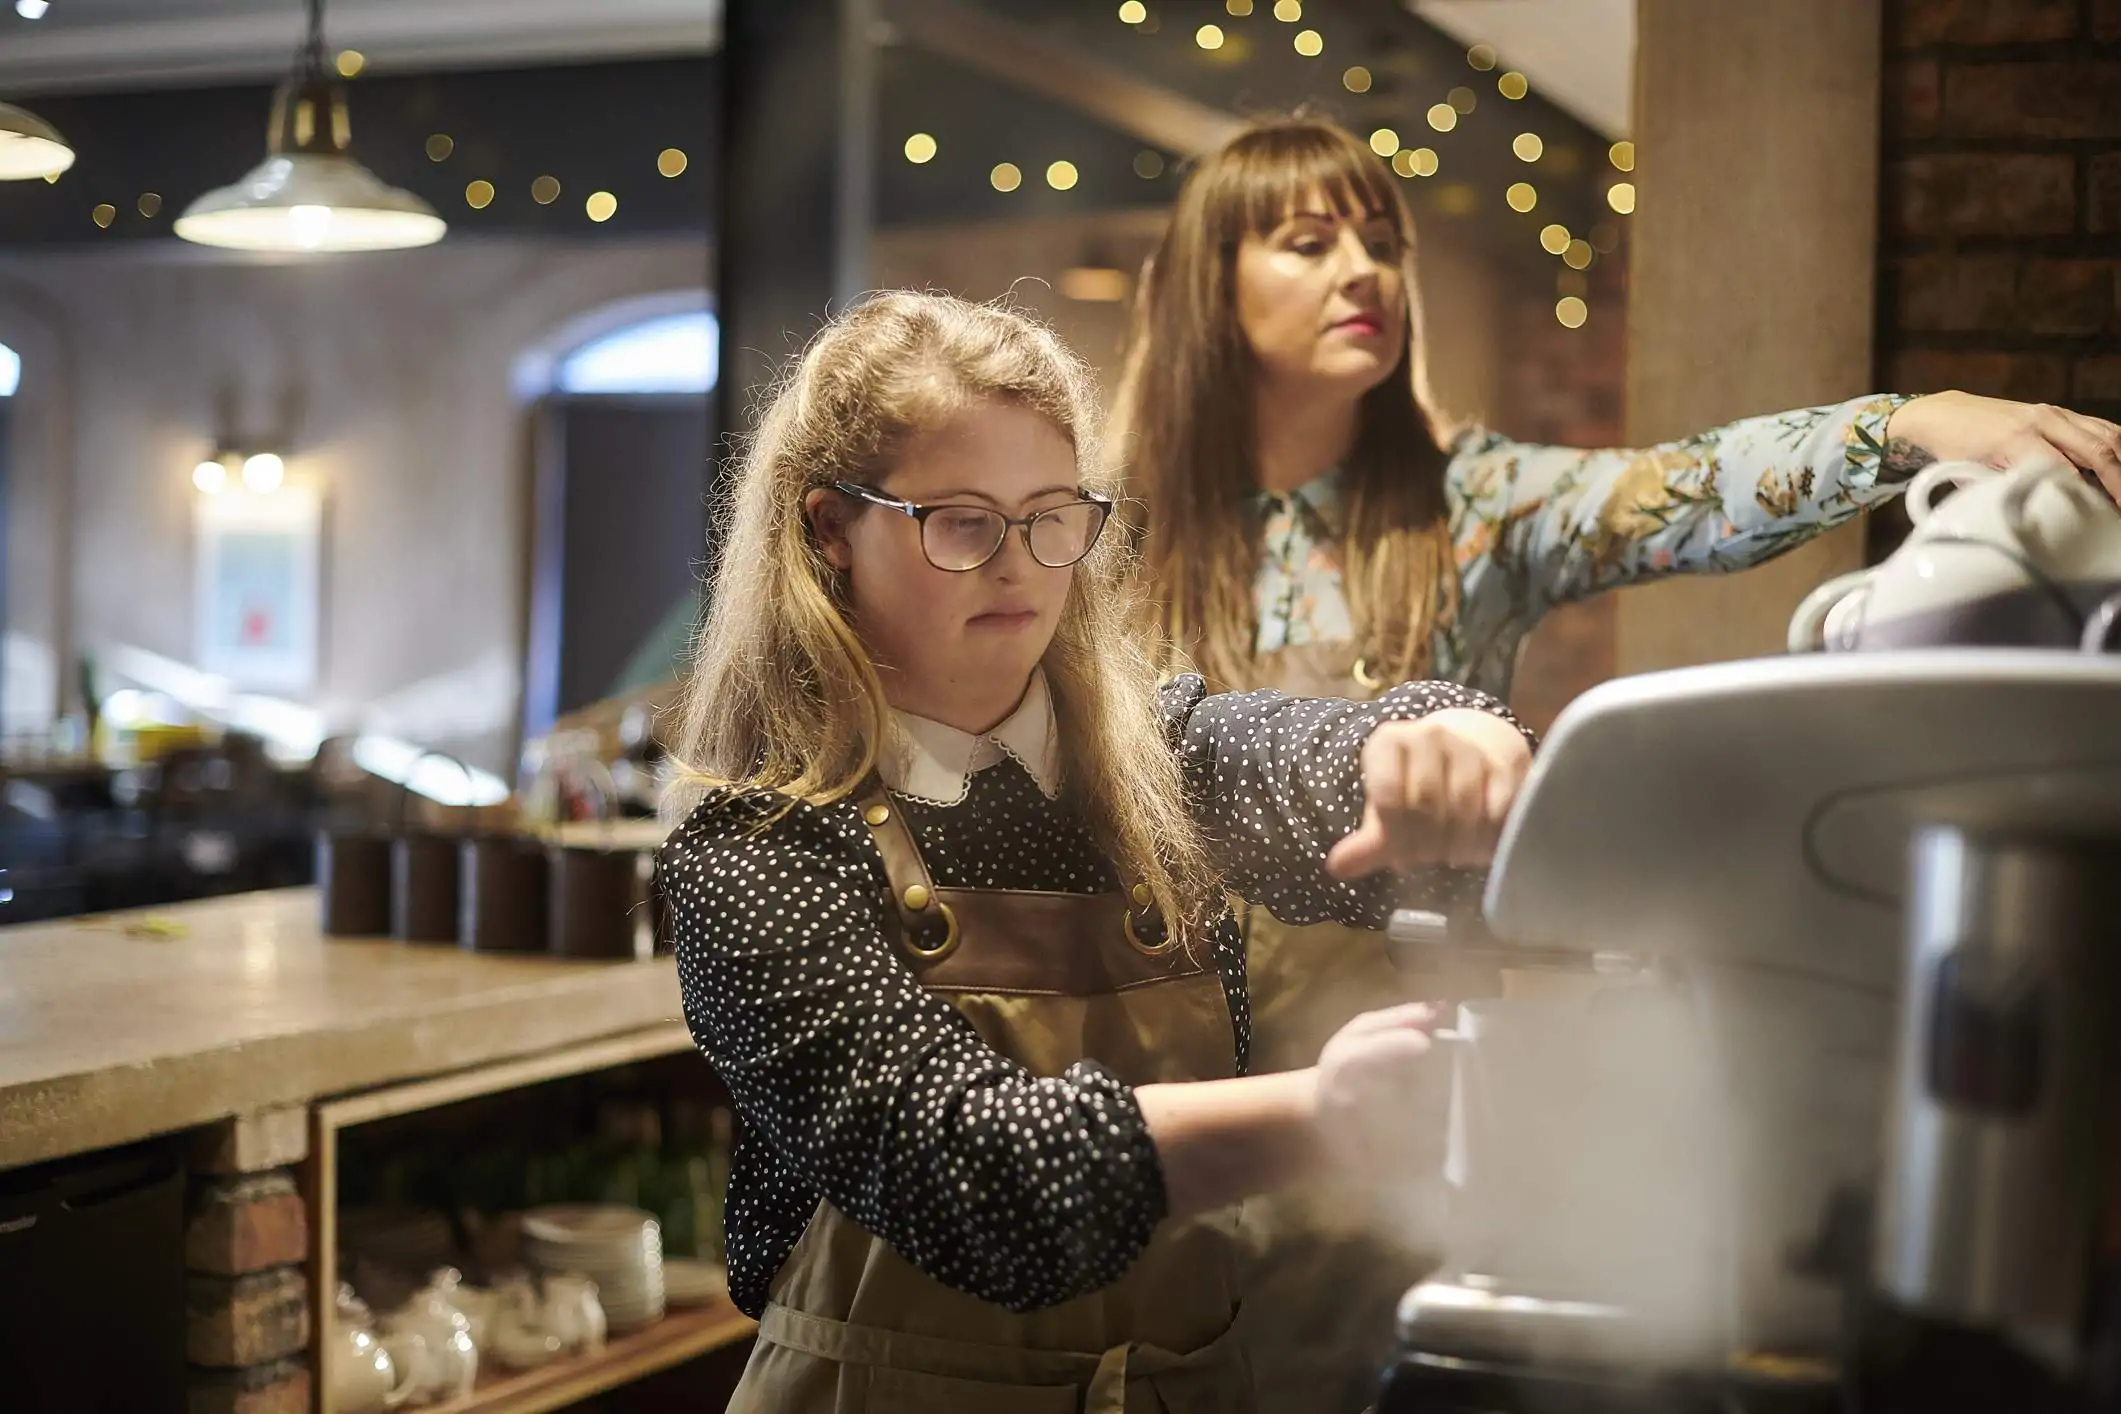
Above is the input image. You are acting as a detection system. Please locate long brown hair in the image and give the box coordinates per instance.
[1111,116,1459,692]
[671,291,1221,943]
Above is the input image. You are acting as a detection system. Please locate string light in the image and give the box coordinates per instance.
[465,180,494,209]
[1564,238,1593,269]
[1609,141,1636,172]
[1607,181,1637,214]
[425,134,454,162]
[1506,182,1536,212]
[1369,128,1399,157]
[1467,44,1498,71]
[192,459,228,494]
[1343,65,1372,93]
[138,192,163,218]
[1539,223,1570,254]
[1512,133,1544,162]
[336,50,365,77]
[1448,86,1477,114]
[904,132,937,164]
[1556,296,1588,328]
[991,162,1022,192]
[92,204,115,228]
[1426,104,1457,132]
[1227,0,1254,12]
[1498,71,1529,100]
[1134,150,1165,178]
[1391,150,1418,178]
[1273,0,1301,18]
[16,0,50,16]
[532,175,561,205]
[658,147,689,177]
[1196,23,1224,48]
[1409,147,1439,177]
[585,191,617,222]
[1046,160,1079,191]
[1293,28,1322,55]
[1118,1,1146,23]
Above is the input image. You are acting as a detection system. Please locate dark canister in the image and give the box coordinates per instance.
[550,844,652,960]
[391,831,461,942]
[317,831,393,937]
[390,751,479,943]
[459,833,551,953]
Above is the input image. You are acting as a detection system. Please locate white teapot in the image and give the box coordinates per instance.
[486,1281,565,1373]
[1789,459,2121,654]
[382,1274,479,1403]
[328,1285,416,1414]
[542,1274,608,1354]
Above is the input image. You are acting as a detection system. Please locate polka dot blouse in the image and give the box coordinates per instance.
[659,673,1523,1318]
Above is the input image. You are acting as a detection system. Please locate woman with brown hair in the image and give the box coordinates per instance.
[660,289,1540,1412]
[1110,115,2121,1413]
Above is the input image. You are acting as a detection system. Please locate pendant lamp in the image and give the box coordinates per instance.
[174,0,444,253]
[0,100,75,181]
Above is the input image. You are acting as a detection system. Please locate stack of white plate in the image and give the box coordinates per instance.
[521,1204,666,1332]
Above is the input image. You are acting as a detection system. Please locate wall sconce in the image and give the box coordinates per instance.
[1060,245,1132,304]
[193,446,288,494]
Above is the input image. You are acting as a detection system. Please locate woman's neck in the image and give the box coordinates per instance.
[1253,379,1361,495]
[881,666,1032,737]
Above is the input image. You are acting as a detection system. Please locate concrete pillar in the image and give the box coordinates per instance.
[1615,0,1886,674]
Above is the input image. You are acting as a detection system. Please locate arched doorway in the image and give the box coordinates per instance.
[518,299,716,741]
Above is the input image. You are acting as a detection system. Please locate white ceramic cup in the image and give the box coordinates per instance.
[1790,459,2121,653]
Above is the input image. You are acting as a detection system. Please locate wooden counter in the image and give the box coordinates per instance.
[0,888,686,1170]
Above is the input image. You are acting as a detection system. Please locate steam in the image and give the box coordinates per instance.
[1384,961,1894,1370]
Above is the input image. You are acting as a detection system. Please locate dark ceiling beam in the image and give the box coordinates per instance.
[883,0,1244,157]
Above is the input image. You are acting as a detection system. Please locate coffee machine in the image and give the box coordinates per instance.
[1375,649,2121,1413]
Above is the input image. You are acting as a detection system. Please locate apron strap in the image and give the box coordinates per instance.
[759,1301,1104,1386]
[854,781,949,943]
[757,1301,1250,1411]
[1086,1343,1130,1414]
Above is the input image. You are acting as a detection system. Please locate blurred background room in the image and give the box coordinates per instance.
[1,1,2115,1411]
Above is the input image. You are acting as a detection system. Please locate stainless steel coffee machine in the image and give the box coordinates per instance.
[1376,649,2121,1414]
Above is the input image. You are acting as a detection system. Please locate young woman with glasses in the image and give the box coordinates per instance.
[658,290,1538,1413]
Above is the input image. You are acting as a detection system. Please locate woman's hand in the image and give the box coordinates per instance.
[1888,392,2121,500]
[1309,1002,1444,1181]
[1325,709,1532,877]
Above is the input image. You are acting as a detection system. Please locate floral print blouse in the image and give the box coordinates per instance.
[1254,393,1917,698]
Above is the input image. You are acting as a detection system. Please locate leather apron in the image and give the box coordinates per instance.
[1233,641,1502,1414]
[728,784,1253,1414]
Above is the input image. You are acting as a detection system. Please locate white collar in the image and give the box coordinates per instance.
[880,668,1062,806]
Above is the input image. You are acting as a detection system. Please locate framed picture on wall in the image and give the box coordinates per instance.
[194,486,322,692]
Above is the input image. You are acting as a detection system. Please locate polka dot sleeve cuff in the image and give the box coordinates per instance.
[661,792,1168,1318]
[1159,674,1534,930]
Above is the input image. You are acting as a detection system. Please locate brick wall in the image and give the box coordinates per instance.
[1873,0,2121,557]
[1505,240,1629,734]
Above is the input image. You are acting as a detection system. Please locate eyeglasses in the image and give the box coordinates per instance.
[830,481,1113,572]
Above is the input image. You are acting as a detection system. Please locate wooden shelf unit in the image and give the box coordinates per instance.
[306,1023,753,1413]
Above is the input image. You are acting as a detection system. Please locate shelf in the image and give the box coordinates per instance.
[427,1299,756,1414]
